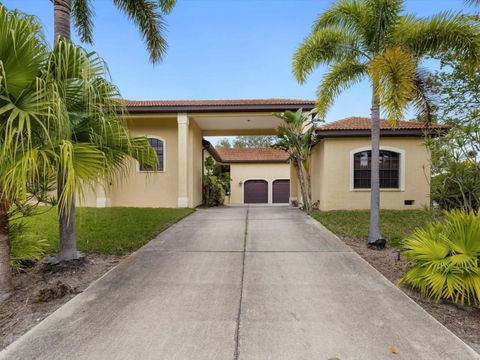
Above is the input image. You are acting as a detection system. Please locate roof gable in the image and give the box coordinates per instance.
[317,117,450,137]
[124,98,315,113]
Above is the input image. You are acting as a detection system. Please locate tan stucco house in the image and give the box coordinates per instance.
[204,146,290,204]
[310,117,449,210]
[79,99,448,210]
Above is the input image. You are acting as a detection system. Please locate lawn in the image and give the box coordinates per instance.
[14,207,194,255]
[310,210,434,246]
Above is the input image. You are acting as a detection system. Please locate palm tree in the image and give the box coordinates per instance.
[45,39,157,260]
[50,0,175,260]
[0,6,62,300]
[53,0,176,63]
[273,109,318,211]
[293,0,480,248]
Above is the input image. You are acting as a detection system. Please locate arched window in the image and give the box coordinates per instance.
[140,137,165,172]
[353,150,399,189]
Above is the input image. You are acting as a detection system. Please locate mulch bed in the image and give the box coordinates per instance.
[0,254,121,350]
[344,237,480,354]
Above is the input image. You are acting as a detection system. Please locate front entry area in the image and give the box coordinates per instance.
[244,180,268,204]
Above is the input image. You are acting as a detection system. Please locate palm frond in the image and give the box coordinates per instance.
[293,29,366,83]
[313,0,369,38]
[400,210,480,304]
[316,59,367,118]
[410,67,437,123]
[395,12,480,67]
[72,0,94,44]
[369,46,416,121]
[158,0,176,14]
[113,0,168,63]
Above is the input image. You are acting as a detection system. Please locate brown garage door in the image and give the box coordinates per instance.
[273,179,290,204]
[244,180,268,204]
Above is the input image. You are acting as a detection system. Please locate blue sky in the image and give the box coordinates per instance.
[3,0,472,123]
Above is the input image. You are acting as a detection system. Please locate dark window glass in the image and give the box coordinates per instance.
[140,138,164,171]
[353,150,399,189]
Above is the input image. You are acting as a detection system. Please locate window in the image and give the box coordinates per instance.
[140,138,164,172]
[353,150,399,189]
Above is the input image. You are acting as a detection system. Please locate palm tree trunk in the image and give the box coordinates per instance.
[58,177,78,261]
[296,159,311,211]
[0,198,12,301]
[54,0,72,40]
[54,0,76,260]
[368,94,385,248]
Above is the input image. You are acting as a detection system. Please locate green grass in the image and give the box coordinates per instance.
[14,207,194,256]
[310,210,435,247]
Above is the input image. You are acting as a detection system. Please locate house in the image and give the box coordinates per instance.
[80,99,313,208]
[79,99,449,210]
[203,145,290,204]
[310,117,449,210]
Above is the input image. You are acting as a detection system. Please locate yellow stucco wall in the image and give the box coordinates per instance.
[105,117,179,208]
[189,119,204,208]
[310,137,430,211]
[229,163,290,204]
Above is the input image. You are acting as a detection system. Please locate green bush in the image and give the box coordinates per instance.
[9,221,49,270]
[203,156,230,207]
[399,210,480,304]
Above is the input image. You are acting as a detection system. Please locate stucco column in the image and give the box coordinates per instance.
[177,113,189,207]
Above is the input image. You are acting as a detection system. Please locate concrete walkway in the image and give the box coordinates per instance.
[1,206,478,359]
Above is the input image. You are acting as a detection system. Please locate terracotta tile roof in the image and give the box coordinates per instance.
[123,98,316,113]
[317,117,451,131]
[124,98,315,107]
[215,147,289,163]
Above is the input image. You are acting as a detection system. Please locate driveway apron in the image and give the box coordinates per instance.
[0,206,478,360]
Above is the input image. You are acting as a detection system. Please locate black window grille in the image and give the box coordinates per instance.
[353,150,399,189]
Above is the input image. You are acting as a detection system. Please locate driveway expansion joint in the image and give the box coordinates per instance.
[233,206,248,360]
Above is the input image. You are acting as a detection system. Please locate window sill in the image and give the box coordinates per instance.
[137,170,166,174]
[351,188,403,192]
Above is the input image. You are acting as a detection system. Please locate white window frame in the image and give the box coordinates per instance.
[137,135,166,173]
[349,146,405,192]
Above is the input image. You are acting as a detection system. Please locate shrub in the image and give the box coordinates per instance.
[203,156,230,207]
[9,221,49,270]
[399,210,480,304]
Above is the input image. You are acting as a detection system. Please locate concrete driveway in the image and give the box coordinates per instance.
[1,206,478,360]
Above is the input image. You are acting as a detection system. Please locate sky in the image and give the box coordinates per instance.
[3,0,473,125]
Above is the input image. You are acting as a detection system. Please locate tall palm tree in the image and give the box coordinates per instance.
[53,0,176,63]
[293,0,480,248]
[50,0,175,260]
[46,39,157,260]
[0,6,62,300]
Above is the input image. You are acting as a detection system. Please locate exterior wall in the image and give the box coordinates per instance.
[310,141,324,206]
[314,137,430,211]
[229,163,290,204]
[107,117,179,208]
[189,119,203,207]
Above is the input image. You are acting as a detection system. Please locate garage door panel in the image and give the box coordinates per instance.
[273,180,290,204]
[244,180,268,204]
